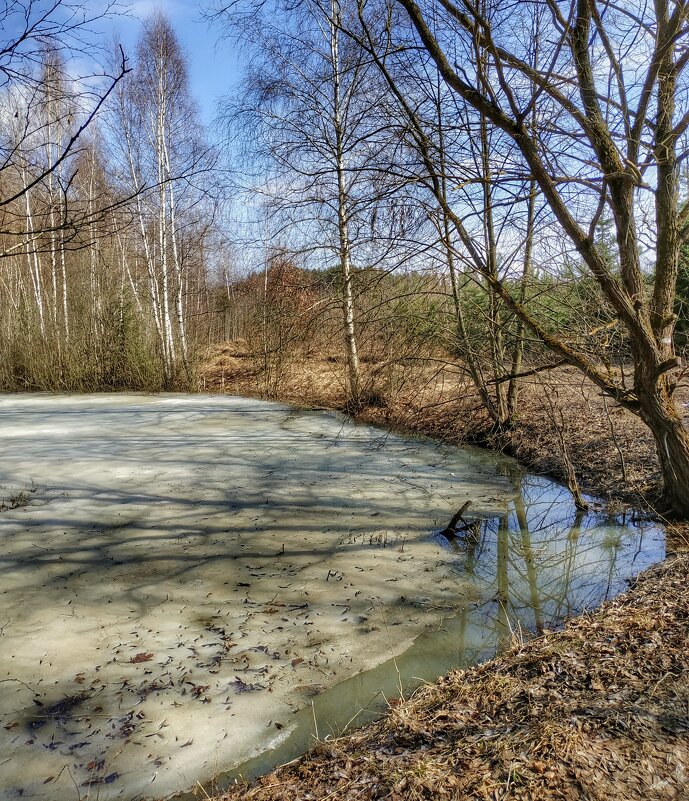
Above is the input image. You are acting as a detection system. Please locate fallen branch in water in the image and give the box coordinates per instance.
[440,500,472,537]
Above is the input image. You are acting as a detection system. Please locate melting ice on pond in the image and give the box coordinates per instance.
[0,394,664,801]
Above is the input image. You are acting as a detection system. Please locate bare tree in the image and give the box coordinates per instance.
[358,0,689,517]
[345,0,544,429]
[214,0,415,406]
[108,12,215,385]
[0,1,128,225]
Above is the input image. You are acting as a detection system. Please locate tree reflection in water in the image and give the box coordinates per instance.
[221,475,664,793]
[442,475,664,653]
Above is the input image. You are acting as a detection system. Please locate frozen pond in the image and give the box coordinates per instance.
[0,394,664,800]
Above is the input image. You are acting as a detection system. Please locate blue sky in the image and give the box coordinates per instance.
[1,1,243,130]
[110,1,244,127]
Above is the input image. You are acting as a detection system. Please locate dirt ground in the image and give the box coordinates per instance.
[197,344,689,801]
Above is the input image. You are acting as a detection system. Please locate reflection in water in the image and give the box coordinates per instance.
[461,475,662,635]
[205,474,664,795]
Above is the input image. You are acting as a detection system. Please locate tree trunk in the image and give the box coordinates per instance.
[433,72,506,429]
[507,177,537,419]
[638,378,689,518]
[162,125,190,379]
[479,110,508,424]
[330,0,361,405]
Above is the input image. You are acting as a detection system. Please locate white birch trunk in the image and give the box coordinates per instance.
[330,0,361,403]
[162,138,190,374]
[21,173,46,337]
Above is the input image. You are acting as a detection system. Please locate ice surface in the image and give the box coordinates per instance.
[0,394,514,800]
[0,395,664,801]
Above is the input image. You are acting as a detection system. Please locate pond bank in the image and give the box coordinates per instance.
[199,345,689,800]
[215,552,689,801]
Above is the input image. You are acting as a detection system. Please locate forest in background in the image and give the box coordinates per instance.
[3,0,689,516]
[0,6,222,392]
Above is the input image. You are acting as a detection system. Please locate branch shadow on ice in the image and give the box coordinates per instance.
[0,416,513,618]
[0,474,662,621]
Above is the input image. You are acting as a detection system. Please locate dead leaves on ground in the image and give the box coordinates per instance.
[130,652,155,664]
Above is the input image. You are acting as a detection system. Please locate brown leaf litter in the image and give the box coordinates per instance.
[215,554,689,801]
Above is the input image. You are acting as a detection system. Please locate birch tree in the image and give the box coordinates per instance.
[215,0,406,406]
[109,12,213,385]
